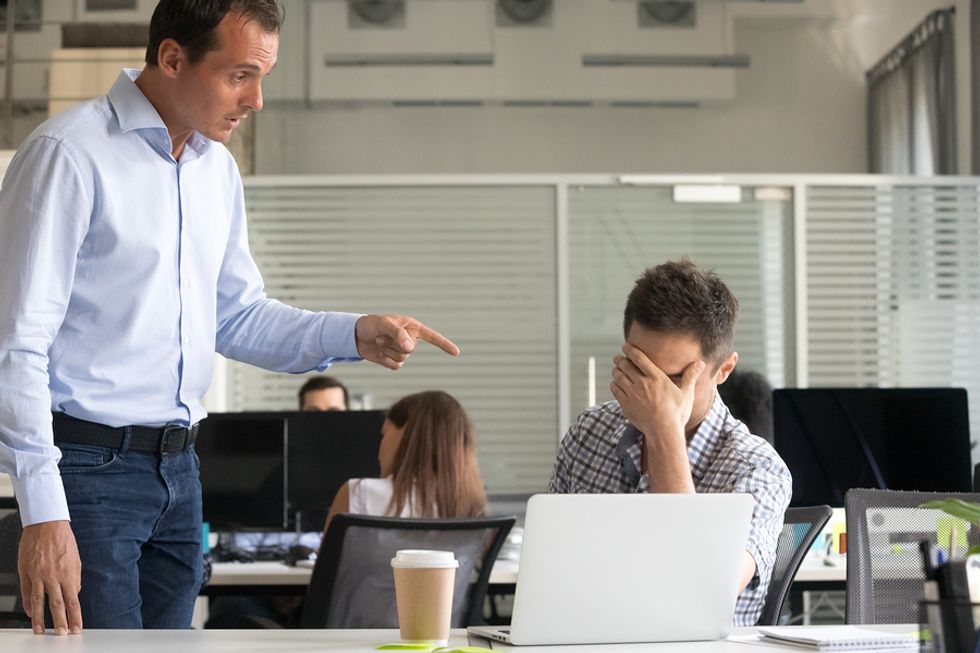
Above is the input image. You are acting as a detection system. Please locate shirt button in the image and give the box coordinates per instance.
[182,279,190,288]
[183,337,190,344]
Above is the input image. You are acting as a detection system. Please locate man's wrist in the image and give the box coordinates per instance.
[640,422,687,449]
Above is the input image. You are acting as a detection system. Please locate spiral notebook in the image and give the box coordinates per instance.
[757,626,918,651]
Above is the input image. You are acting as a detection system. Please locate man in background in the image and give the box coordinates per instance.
[299,376,349,412]
[717,369,774,444]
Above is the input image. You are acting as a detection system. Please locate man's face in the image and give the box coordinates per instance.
[301,388,347,412]
[171,11,278,143]
[625,324,736,435]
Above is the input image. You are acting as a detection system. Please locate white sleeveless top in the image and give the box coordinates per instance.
[348,477,430,518]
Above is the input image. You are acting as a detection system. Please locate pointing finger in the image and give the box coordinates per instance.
[413,323,460,357]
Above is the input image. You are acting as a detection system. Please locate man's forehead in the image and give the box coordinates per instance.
[626,327,705,369]
[210,13,279,63]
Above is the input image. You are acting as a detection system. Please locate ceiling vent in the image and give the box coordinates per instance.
[496,0,552,27]
[348,0,405,29]
[638,1,696,28]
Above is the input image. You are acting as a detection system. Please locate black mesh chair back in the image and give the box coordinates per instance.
[300,514,514,629]
[758,504,832,625]
[0,497,28,627]
[845,488,980,624]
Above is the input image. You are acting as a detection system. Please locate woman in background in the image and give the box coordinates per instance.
[324,389,486,530]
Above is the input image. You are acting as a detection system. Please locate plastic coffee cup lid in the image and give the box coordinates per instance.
[390,549,459,569]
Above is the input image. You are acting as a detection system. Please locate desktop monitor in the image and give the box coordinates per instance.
[287,410,385,532]
[196,414,287,530]
[772,387,973,507]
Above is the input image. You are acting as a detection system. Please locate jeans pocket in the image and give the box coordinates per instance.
[57,443,119,474]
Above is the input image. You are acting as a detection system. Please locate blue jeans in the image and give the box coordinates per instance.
[57,441,203,628]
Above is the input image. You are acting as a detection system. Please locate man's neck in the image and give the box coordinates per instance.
[133,70,191,160]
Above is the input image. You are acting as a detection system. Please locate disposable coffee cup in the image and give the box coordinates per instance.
[391,549,459,645]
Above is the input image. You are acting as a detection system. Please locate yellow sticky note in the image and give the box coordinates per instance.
[936,516,968,552]
[832,522,846,554]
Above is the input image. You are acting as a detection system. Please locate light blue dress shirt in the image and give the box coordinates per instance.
[0,70,361,526]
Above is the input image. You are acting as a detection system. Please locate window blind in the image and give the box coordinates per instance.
[232,182,559,494]
[566,185,794,422]
[805,184,980,445]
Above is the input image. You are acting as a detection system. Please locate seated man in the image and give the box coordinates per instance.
[549,259,792,626]
[299,375,349,412]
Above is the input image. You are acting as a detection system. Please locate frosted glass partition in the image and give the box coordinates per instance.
[805,183,980,460]
[236,182,558,493]
[232,175,980,493]
[566,185,795,421]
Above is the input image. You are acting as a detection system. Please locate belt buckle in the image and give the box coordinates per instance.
[159,425,186,455]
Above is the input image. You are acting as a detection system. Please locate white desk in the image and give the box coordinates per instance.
[209,559,520,589]
[211,558,836,589]
[209,561,311,587]
[0,626,919,652]
[794,560,845,583]
[0,628,468,652]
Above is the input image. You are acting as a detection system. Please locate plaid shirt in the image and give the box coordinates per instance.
[548,393,793,626]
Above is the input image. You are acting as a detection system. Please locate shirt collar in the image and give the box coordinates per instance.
[107,68,213,158]
[614,392,730,490]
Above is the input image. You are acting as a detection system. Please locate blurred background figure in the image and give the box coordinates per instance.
[324,389,487,531]
[299,376,348,412]
[718,369,774,443]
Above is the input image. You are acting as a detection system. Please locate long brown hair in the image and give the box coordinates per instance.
[385,390,486,519]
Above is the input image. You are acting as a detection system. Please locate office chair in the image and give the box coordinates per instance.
[278,514,514,629]
[974,463,980,493]
[758,504,832,626]
[845,488,980,624]
[0,497,29,628]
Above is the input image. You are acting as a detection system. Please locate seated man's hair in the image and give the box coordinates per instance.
[623,259,739,364]
[298,375,349,408]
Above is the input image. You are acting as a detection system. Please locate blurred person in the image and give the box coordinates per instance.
[299,376,349,412]
[324,390,486,531]
[718,369,774,443]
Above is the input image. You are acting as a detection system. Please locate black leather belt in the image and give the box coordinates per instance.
[52,412,199,454]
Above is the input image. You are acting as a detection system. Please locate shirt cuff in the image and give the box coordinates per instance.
[12,473,70,527]
[317,312,364,368]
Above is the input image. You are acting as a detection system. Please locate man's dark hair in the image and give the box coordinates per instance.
[717,369,773,442]
[145,0,283,66]
[298,375,349,409]
[623,259,739,363]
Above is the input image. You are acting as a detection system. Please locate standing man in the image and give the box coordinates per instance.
[0,0,458,634]
[549,260,791,626]
[299,376,349,412]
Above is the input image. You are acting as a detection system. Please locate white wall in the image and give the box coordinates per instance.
[255,0,972,175]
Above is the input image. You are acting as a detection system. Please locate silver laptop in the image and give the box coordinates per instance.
[468,493,753,646]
